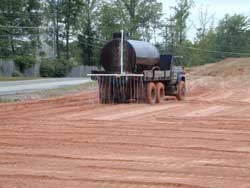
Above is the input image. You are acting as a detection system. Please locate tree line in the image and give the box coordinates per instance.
[0,0,250,68]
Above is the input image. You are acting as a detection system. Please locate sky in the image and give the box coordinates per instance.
[159,0,250,40]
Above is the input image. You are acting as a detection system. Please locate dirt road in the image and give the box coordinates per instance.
[0,58,250,188]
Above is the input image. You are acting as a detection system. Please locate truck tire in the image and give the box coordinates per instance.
[156,82,165,103]
[146,82,157,104]
[176,81,186,101]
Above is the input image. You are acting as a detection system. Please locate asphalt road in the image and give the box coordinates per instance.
[0,78,91,95]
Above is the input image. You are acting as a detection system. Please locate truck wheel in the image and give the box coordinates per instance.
[176,81,186,101]
[146,82,157,104]
[156,82,165,103]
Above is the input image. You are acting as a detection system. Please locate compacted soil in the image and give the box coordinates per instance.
[1,58,250,188]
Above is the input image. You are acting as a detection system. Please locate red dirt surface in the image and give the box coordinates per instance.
[1,58,250,188]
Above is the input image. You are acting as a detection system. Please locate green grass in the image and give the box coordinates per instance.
[0,98,19,103]
[38,81,97,96]
[0,77,43,82]
[0,80,97,103]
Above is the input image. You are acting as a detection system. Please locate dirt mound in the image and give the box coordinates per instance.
[187,58,250,99]
[189,57,250,77]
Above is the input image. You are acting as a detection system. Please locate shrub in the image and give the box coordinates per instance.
[40,59,73,77]
[40,59,54,77]
[12,70,23,77]
[14,56,36,73]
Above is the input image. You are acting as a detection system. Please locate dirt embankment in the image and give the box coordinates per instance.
[0,58,250,188]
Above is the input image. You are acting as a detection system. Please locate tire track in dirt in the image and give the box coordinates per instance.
[1,58,250,188]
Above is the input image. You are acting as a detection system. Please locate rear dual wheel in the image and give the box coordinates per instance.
[176,81,186,101]
[146,82,165,104]
[156,82,165,103]
[146,82,157,104]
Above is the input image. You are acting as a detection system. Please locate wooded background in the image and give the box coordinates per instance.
[1,0,250,77]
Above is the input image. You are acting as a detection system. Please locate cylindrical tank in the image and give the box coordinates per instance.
[100,39,160,73]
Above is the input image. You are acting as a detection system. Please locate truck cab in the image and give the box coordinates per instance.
[160,55,186,100]
[143,54,186,102]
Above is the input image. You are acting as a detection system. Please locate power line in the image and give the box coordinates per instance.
[0,12,43,15]
[0,25,51,29]
[0,34,41,37]
[78,40,103,49]
[0,14,43,19]
[173,44,250,56]
[78,34,107,43]
[0,54,35,58]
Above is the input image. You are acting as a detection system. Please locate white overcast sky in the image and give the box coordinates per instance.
[159,0,250,40]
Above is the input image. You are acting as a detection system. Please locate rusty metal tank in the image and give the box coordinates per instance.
[100,38,160,73]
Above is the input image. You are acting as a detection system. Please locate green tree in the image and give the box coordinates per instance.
[45,0,83,59]
[194,5,214,41]
[215,14,250,58]
[98,3,122,40]
[192,29,217,65]
[163,15,176,54]
[0,0,42,58]
[173,0,193,45]
[63,0,83,59]
[162,0,193,62]
[46,0,63,58]
[78,0,101,65]
[102,0,162,40]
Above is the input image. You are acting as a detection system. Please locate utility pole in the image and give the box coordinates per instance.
[120,30,124,74]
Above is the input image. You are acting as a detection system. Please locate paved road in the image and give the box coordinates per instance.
[0,78,91,95]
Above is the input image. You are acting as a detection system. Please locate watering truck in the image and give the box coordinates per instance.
[89,32,186,104]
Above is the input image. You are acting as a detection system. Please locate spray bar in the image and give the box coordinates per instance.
[87,73,144,77]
